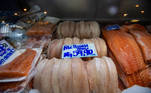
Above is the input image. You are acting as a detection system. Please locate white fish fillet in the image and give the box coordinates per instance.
[47,39,59,59]
[93,38,107,57]
[62,21,69,38]
[34,59,47,90]
[81,39,93,44]
[41,58,55,93]
[97,38,107,57]
[81,39,93,61]
[102,56,118,93]
[74,22,80,38]
[63,38,73,45]
[80,62,90,93]
[79,21,86,38]
[72,37,80,44]
[87,59,98,93]
[57,21,100,39]
[55,39,64,58]
[59,59,72,93]
[34,57,118,93]
[90,21,100,38]
[57,23,63,38]
[86,22,92,38]
[92,38,101,58]
[51,59,61,93]
[95,58,107,93]
[69,21,75,37]
[71,58,83,93]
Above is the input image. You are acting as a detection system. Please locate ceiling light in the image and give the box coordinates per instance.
[2,20,5,24]
[141,10,144,14]
[130,19,140,23]
[123,13,128,17]
[6,24,9,26]
[44,11,47,15]
[136,4,139,8]
[14,13,18,16]
[23,8,27,12]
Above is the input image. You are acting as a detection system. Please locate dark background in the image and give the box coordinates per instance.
[0,0,29,23]
[0,0,29,11]
[0,0,151,22]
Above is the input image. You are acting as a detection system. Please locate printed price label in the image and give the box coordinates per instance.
[106,24,120,31]
[62,43,98,58]
[0,40,15,66]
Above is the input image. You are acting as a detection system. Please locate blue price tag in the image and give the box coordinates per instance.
[0,40,15,66]
[62,43,98,58]
[106,24,120,31]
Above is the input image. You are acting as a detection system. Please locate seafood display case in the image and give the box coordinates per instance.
[0,0,151,93]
